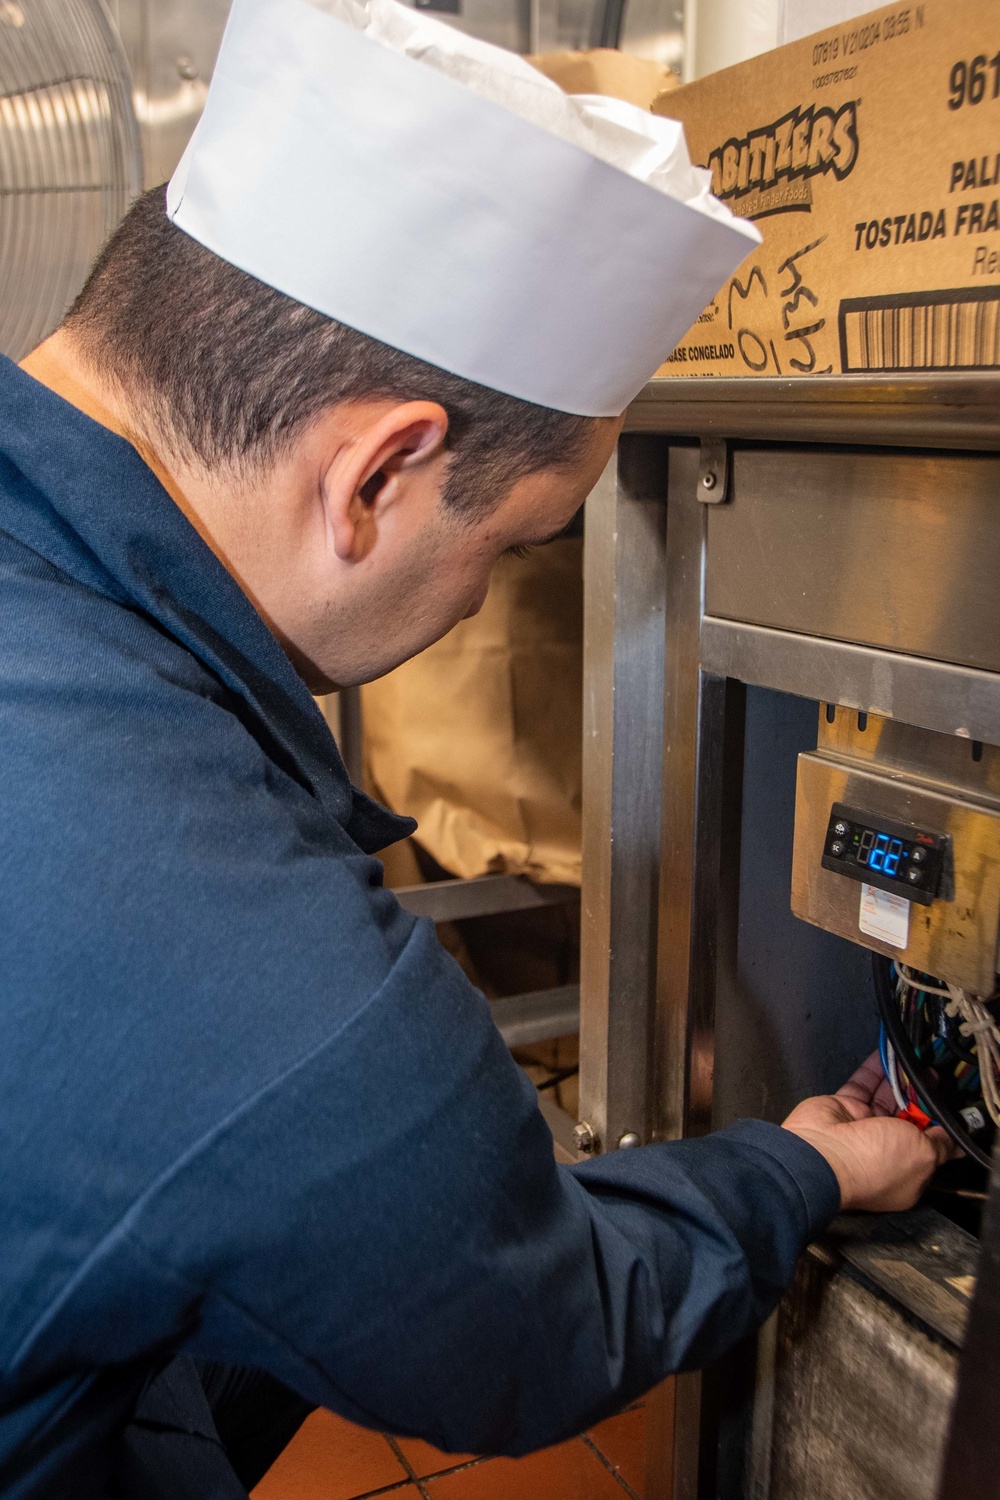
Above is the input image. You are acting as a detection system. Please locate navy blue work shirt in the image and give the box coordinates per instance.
[0,356,840,1497]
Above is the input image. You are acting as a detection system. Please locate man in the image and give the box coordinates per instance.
[0,0,951,1494]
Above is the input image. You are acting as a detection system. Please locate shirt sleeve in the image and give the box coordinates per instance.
[116,917,838,1458]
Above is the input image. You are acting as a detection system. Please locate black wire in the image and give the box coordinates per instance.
[872,954,992,1169]
[536,1066,579,1093]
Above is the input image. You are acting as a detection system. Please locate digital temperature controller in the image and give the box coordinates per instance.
[821,802,949,906]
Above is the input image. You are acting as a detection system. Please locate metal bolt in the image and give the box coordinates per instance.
[701,470,717,491]
[573,1120,598,1155]
[617,1131,641,1149]
[176,55,199,80]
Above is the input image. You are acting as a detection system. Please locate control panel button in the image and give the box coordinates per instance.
[907,867,924,884]
[833,821,849,838]
[830,840,846,856]
[911,847,927,865]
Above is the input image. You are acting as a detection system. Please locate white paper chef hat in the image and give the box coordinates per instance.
[166,0,759,416]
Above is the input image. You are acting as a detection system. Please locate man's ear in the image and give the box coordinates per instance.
[325,401,449,563]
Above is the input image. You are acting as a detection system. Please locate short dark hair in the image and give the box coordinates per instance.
[66,187,594,519]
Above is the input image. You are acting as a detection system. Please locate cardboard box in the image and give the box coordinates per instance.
[651,0,1000,376]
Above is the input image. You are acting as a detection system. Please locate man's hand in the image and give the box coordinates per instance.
[781,1053,955,1212]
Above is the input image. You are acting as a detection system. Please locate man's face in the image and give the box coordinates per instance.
[295,414,623,692]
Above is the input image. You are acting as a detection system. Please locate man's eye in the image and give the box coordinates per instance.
[502,544,534,561]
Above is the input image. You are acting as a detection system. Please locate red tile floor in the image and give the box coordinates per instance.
[252,1400,646,1500]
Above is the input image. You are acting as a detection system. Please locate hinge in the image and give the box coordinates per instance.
[697,439,729,504]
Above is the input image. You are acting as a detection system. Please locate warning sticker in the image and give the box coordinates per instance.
[859,882,910,948]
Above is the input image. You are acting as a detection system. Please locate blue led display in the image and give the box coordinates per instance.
[854,827,908,875]
[824,804,945,907]
[869,833,889,871]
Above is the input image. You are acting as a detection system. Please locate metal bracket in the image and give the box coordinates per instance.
[698,439,729,504]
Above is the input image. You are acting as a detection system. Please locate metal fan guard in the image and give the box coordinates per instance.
[0,0,141,360]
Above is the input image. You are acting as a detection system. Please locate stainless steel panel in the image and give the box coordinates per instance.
[618,0,683,72]
[700,617,1000,748]
[655,452,746,1149]
[817,704,1000,807]
[791,753,1000,992]
[416,0,531,57]
[579,439,669,1153]
[654,447,708,1151]
[625,373,1000,452]
[705,449,1000,674]
[649,447,748,1500]
[395,874,577,923]
[109,0,230,186]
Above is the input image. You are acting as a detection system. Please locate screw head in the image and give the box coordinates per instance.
[573,1120,598,1155]
[701,470,717,491]
[176,54,199,80]
[617,1131,641,1149]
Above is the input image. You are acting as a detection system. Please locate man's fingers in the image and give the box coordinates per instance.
[925,1126,959,1166]
[835,1051,885,1111]
[790,1108,968,1210]
[870,1075,899,1118]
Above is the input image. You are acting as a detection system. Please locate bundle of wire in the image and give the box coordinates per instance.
[872,955,1000,1168]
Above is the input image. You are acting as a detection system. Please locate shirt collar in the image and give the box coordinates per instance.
[0,356,414,855]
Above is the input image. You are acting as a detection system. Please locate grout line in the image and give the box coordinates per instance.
[412,1457,490,1485]
[384,1436,433,1500]
[386,1436,420,1482]
[386,1439,491,1489]
[345,1478,419,1500]
[582,1433,643,1500]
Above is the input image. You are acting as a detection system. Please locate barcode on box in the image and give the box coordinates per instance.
[839,287,1000,372]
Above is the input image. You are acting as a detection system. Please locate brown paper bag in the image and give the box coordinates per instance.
[527,48,678,108]
[361,539,583,885]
